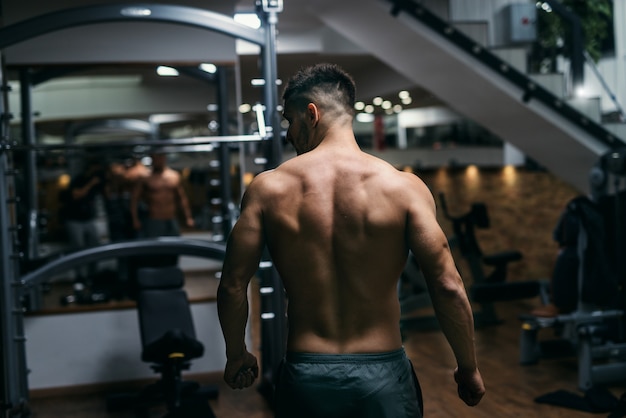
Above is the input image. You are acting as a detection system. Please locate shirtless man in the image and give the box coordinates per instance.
[131,152,194,255]
[217,63,485,417]
[124,156,151,196]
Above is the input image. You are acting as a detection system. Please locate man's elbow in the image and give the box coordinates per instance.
[429,273,466,299]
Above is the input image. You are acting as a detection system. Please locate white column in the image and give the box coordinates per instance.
[503,142,525,166]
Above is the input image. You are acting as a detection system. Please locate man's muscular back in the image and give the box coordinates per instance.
[253,145,429,354]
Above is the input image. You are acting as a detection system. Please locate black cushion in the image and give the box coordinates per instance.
[135,267,204,364]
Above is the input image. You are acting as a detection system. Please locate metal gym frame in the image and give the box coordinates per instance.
[0,2,286,416]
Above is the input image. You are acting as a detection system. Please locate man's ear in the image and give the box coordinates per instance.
[307,103,320,127]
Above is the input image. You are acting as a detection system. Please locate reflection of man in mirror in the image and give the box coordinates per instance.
[123,154,151,200]
[63,158,106,282]
[131,151,194,266]
[104,154,150,242]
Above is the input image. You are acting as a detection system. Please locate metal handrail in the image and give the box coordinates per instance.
[583,50,626,122]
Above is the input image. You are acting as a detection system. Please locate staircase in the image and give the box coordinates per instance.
[313,0,626,193]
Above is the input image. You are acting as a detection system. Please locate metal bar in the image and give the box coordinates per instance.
[256,260,287,401]
[217,67,233,238]
[19,69,39,264]
[584,50,626,122]
[256,5,286,402]
[18,238,226,289]
[0,56,28,417]
[0,3,265,49]
[68,118,156,138]
[590,363,626,388]
[261,8,283,169]
[11,134,265,151]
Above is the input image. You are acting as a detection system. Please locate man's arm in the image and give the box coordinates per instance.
[175,179,194,228]
[217,180,265,389]
[130,178,144,231]
[71,176,100,200]
[406,178,485,406]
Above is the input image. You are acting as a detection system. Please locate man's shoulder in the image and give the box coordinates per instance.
[252,166,298,187]
[364,159,426,187]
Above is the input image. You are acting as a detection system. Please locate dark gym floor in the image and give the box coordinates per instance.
[27,292,626,418]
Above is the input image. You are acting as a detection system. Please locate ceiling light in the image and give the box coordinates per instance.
[382,100,392,109]
[393,104,403,113]
[356,113,375,123]
[373,97,383,106]
[156,66,179,76]
[364,105,375,113]
[234,12,261,29]
[355,101,365,110]
[239,103,252,113]
[401,97,412,105]
[199,63,217,73]
[398,90,410,99]
[538,2,552,12]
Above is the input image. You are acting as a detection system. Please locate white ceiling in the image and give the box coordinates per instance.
[0,0,430,109]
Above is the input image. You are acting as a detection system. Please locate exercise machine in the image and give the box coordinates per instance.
[439,192,548,326]
[519,148,626,390]
[107,266,218,418]
[0,3,285,415]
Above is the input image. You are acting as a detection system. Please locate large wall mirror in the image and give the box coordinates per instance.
[0,0,259,314]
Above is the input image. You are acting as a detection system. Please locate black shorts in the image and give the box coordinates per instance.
[274,348,423,418]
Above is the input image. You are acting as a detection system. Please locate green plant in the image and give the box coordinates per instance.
[536,0,612,63]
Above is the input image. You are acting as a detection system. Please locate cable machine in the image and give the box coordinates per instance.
[0,2,286,416]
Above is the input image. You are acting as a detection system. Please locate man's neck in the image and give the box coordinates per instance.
[317,127,359,150]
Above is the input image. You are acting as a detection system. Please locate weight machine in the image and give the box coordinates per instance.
[0,2,287,416]
[438,192,549,327]
[519,148,626,390]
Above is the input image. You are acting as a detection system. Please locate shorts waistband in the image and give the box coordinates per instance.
[285,348,406,364]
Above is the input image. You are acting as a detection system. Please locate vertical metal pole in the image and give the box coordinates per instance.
[19,68,39,265]
[256,1,286,404]
[217,67,233,238]
[0,56,28,417]
[261,7,282,169]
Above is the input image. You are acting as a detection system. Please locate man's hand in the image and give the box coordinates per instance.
[224,350,259,390]
[454,367,485,406]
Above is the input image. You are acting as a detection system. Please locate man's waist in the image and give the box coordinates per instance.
[285,348,406,364]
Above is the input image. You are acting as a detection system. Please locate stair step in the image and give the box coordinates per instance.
[452,21,489,46]
[566,96,602,123]
[528,73,567,98]
[490,46,527,74]
[602,123,626,142]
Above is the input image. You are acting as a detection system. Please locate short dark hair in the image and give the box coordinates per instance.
[282,63,356,116]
